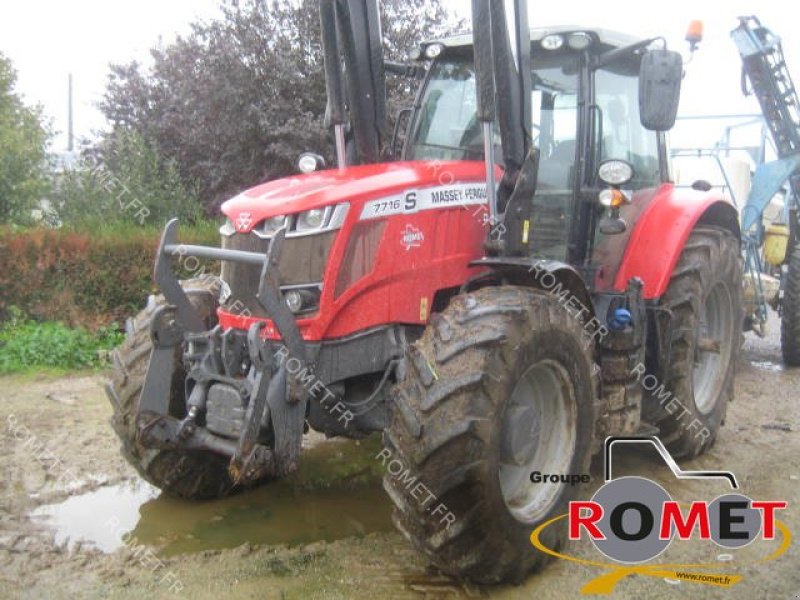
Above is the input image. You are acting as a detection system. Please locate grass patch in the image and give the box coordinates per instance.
[0,315,123,374]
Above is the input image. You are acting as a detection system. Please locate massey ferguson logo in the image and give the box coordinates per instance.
[236,212,253,232]
[401,224,424,251]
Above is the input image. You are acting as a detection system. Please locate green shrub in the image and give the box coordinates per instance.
[0,312,124,373]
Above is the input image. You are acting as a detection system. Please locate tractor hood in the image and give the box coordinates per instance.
[221,160,488,234]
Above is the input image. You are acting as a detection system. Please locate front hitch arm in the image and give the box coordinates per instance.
[139,219,312,482]
[229,322,276,483]
[153,218,308,371]
[255,228,308,402]
[138,304,182,421]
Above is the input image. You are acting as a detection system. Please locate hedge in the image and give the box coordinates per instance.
[0,224,220,329]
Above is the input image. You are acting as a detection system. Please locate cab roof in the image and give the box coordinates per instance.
[430,25,641,51]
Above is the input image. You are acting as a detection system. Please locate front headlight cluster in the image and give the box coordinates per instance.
[220,203,349,238]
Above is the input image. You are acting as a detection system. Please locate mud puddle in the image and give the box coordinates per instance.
[31,436,393,556]
[31,480,159,552]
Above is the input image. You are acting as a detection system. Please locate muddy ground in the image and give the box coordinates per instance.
[0,322,798,600]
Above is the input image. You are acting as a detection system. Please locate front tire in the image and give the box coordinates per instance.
[781,242,800,366]
[385,286,597,583]
[108,276,238,500]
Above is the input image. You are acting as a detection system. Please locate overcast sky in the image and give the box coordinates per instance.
[1,0,222,149]
[1,0,798,152]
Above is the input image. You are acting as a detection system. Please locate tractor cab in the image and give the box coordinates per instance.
[404,27,672,264]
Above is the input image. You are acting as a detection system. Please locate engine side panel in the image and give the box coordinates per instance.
[218,161,491,341]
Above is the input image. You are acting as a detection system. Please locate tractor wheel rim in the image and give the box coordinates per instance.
[693,281,734,414]
[499,359,576,524]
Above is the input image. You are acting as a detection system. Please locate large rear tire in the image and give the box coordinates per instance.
[385,286,597,584]
[108,276,238,500]
[648,227,742,458]
[781,242,800,366]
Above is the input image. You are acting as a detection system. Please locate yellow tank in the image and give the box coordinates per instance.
[764,224,790,267]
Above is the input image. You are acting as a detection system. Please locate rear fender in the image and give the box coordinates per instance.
[614,189,740,299]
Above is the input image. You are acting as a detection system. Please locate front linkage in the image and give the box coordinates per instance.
[136,219,312,484]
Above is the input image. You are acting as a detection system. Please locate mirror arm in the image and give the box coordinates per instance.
[594,37,662,69]
[384,61,425,78]
[390,108,413,159]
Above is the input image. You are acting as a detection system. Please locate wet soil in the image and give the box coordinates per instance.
[0,321,798,599]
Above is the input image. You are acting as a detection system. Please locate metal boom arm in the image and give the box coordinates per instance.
[319,0,388,166]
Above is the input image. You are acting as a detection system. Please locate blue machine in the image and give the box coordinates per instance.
[731,16,800,363]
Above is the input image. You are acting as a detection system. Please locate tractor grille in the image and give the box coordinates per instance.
[220,231,337,317]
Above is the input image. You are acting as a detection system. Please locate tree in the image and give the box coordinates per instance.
[52,130,201,229]
[100,0,462,212]
[0,53,50,224]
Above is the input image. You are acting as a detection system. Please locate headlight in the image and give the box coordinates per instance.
[298,153,326,174]
[567,32,592,50]
[263,215,288,235]
[424,43,444,59]
[296,208,326,232]
[283,286,321,315]
[541,34,564,51]
[285,290,304,313]
[598,160,634,187]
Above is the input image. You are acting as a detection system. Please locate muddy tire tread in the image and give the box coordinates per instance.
[651,227,743,458]
[386,286,597,583]
[781,242,800,366]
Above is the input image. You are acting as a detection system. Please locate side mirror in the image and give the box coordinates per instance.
[639,49,683,131]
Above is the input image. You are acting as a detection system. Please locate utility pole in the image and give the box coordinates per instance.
[67,73,74,152]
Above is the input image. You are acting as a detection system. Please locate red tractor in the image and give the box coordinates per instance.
[108,0,742,583]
